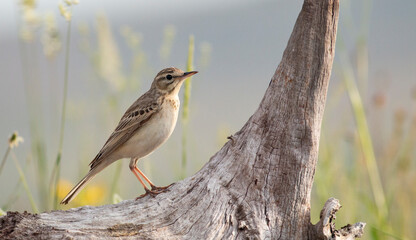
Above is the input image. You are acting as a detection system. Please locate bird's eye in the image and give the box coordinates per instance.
[166,75,173,80]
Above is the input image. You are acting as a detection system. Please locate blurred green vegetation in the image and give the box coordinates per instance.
[1,1,414,240]
[311,2,415,240]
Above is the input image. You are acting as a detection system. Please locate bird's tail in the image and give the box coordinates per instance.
[60,167,101,205]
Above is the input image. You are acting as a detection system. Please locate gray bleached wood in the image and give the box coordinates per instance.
[312,198,366,240]
[0,0,366,239]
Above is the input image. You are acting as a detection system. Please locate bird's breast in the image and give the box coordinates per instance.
[116,97,180,159]
[167,97,180,111]
[159,97,180,134]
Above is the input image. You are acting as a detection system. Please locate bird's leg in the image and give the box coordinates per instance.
[133,166,172,192]
[129,158,159,199]
[133,166,155,187]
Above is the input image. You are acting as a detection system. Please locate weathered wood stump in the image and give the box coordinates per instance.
[0,0,365,239]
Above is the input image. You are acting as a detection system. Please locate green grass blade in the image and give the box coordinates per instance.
[182,35,195,123]
[343,65,388,220]
[181,35,195,179]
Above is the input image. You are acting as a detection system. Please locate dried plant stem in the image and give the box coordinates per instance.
[15,6,48,210]
[12,152,39,213]
[0,147,11,175]
[52,12,72,209]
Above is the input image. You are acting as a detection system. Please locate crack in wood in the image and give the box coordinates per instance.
[107,223,143,237]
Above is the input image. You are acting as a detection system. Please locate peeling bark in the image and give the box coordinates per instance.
[0,0,366,239]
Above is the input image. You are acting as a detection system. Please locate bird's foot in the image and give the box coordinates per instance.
[151,183,173,192]
[135,188,161,200]
[135,184,174,200]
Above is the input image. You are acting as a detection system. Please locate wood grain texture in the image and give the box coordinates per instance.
[0,0,365,239]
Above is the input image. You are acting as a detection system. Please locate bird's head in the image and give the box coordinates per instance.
[152,67,198,96]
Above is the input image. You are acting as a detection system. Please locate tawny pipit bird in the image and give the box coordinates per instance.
[61,67,197,205]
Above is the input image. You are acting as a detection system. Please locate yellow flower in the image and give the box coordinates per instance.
[57,179,107,206]
[78,183,107,206]
[8,132,24,149]
[56,179,74,200]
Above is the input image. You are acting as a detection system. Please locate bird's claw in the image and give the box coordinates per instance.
[151,183,173,192]
[135,185,172,200]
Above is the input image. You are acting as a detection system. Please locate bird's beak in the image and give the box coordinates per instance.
[183,71,198,78]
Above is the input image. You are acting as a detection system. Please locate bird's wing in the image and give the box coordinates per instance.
[89,94,161,169]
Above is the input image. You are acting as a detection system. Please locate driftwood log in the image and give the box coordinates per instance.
[0,0,366,239]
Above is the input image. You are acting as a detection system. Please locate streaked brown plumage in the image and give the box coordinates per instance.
[61,67,197,205]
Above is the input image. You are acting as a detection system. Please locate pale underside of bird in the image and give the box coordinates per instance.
[61,67,198,205]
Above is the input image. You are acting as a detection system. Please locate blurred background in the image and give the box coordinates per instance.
[0,0,415,239]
